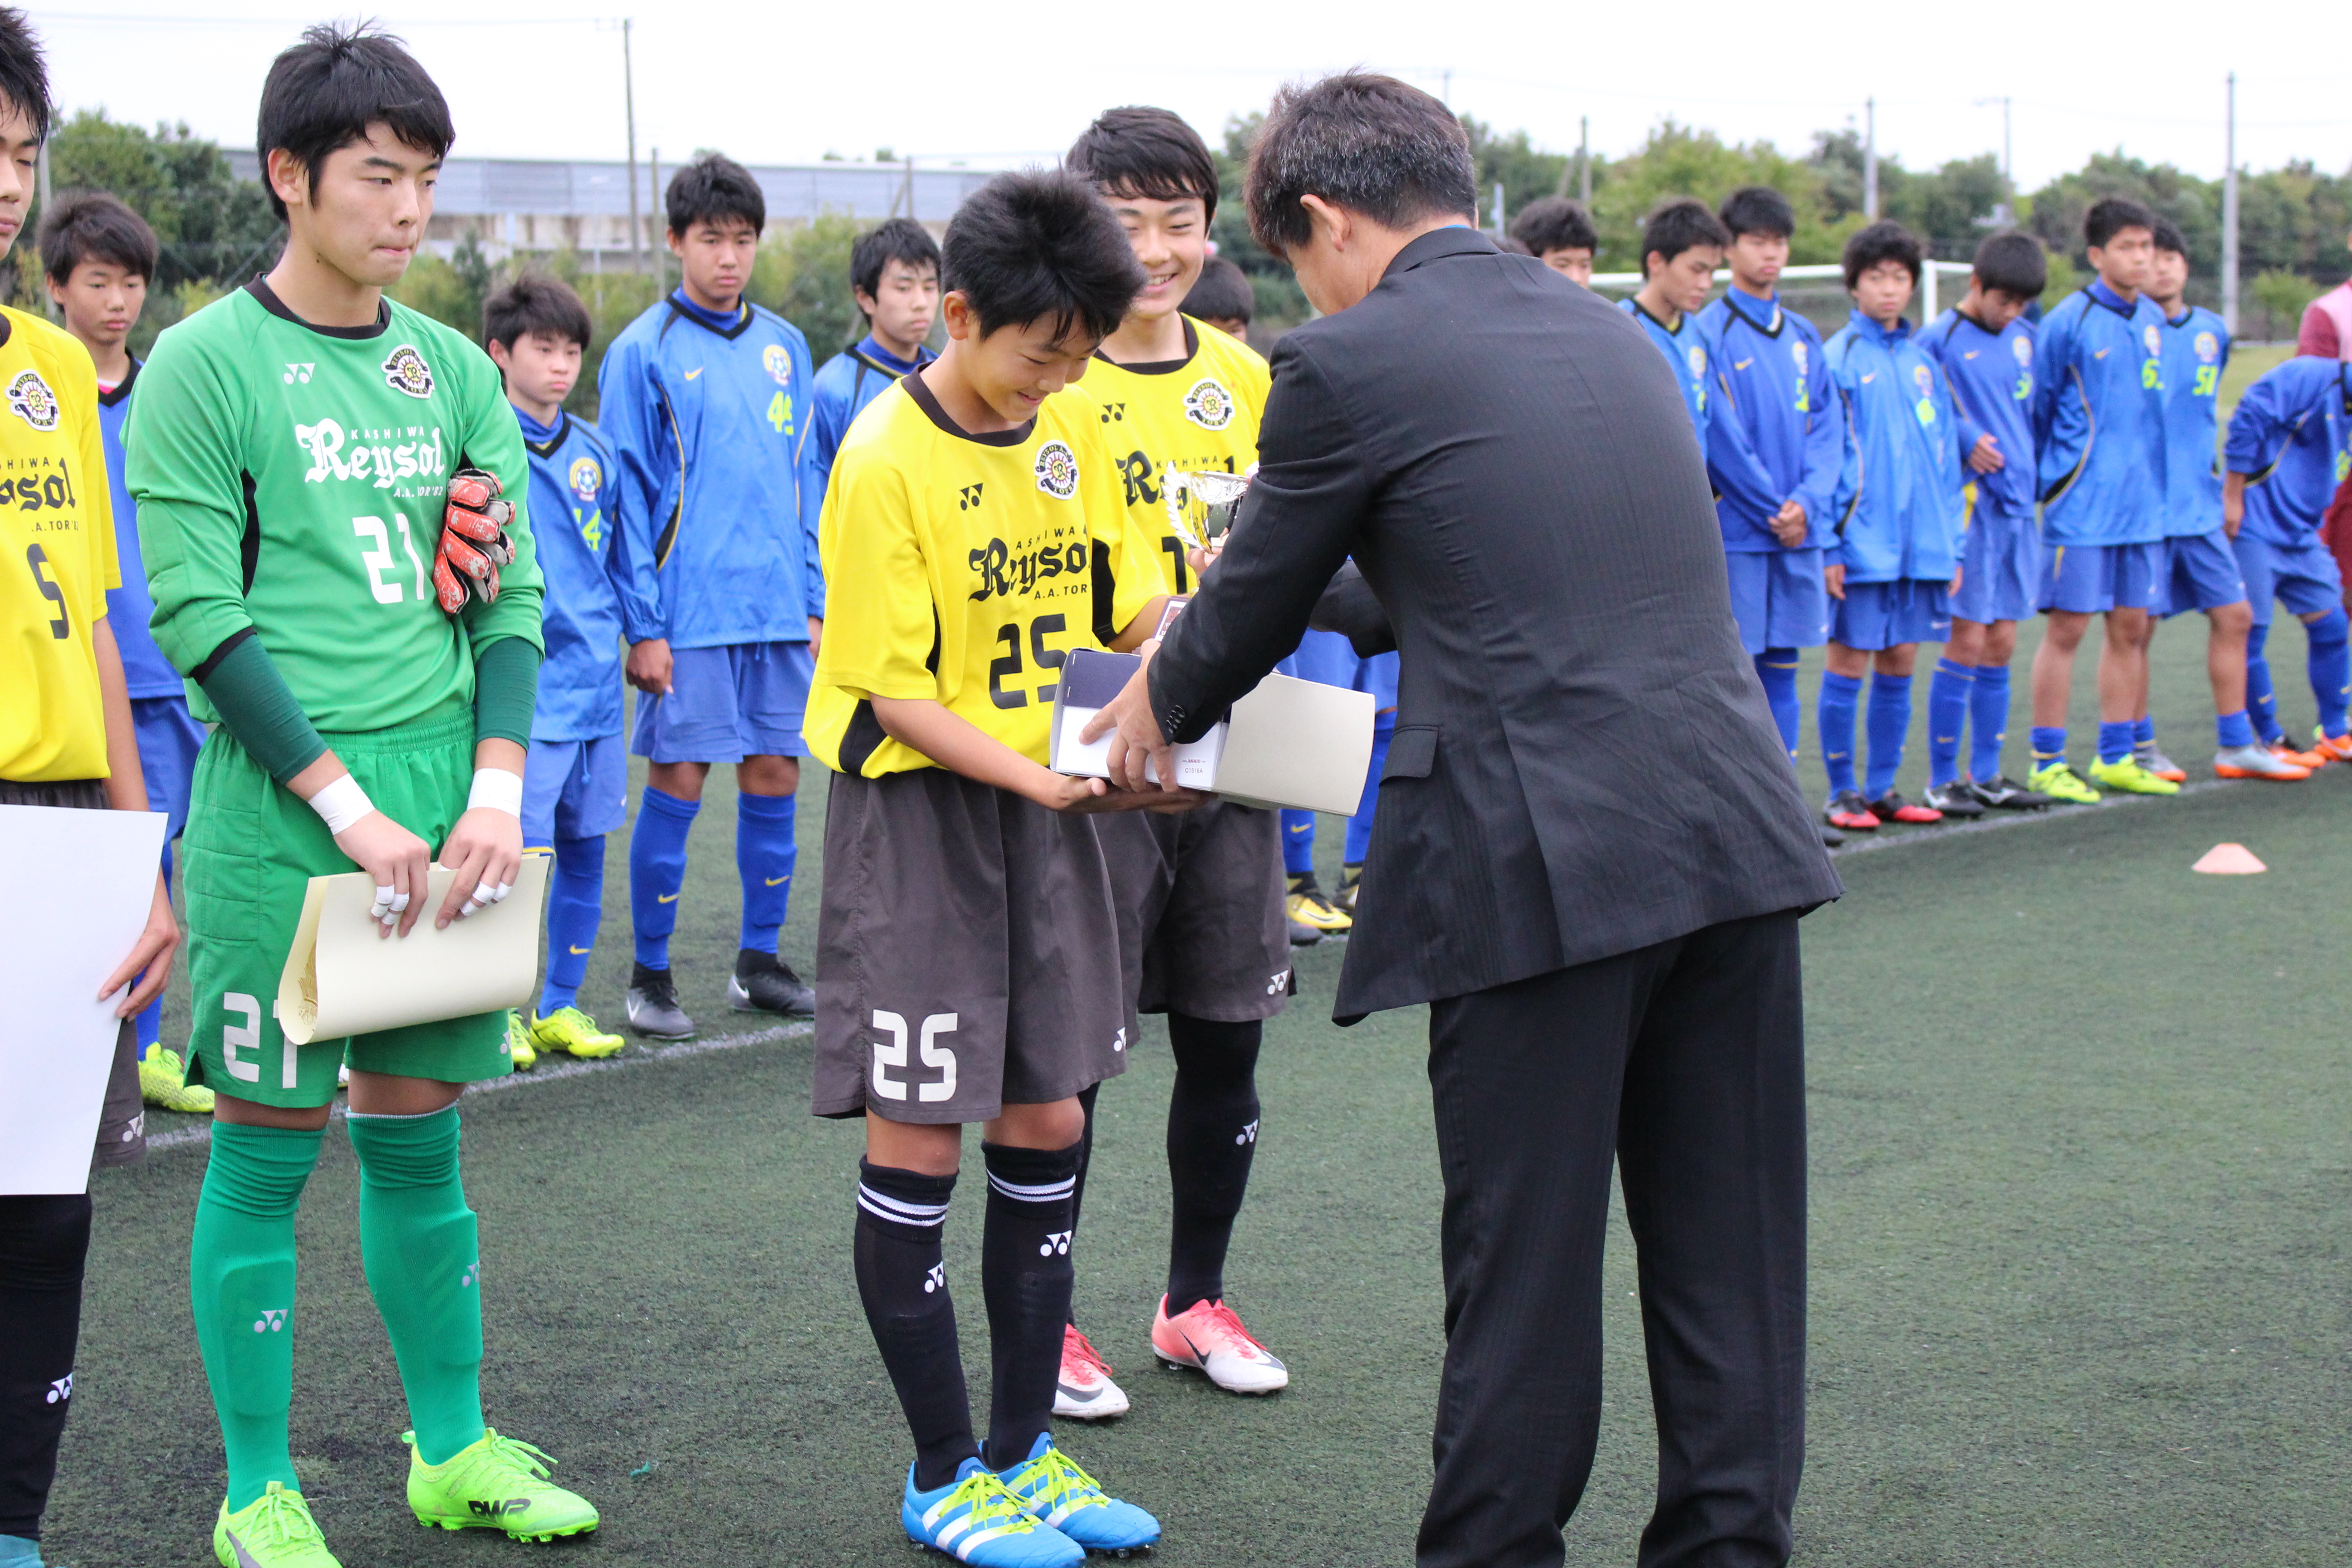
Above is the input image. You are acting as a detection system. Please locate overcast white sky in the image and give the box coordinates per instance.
[24,1,2352,193]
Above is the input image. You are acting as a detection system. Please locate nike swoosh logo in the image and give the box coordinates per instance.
[2093,348,2109,359]
[684,367,704,379]
[1963,351,1980,359]
[764,876,789,886]
[1735,358,1753,370]
[1861,373,1877,383]
[568,944,593,954]
[223,1529,265,1568]
[657,892,680,904]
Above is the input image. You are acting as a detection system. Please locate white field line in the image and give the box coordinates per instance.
[1826,778,2233,858]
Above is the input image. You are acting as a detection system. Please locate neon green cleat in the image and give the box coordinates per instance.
[504,1009,536,1071]
[2027,760,2102,805]
[140,1044,215,1112]
[215,1481,342,1567]
[404,1427,598,1541]
[2088,756,2181,796]
[530,1005,624,1060]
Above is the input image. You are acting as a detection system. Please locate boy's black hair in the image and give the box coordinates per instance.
[666,152,765,237]
[1182,255,1254,324]
[1971,230,2047,299]
[0,8,50,144]
[941,169,1143,343]
[1508,195,1596,256]
[481,268,593,353]
[1641,198,1731,272]
[256,21,452,224]
[1066,106,1219,225]
[1718,184,1795,241]
[2083,196,2156,250]
[850,216,941,301]
[1246,71,1475,257]
[1842,220,1922,290]
[39,190,157,285]
[2149,216,2189,259]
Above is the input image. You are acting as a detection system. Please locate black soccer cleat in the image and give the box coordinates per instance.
[1921,782,1987,819]
[1818,823,1846,849]
[1963,775,2055,811]
[728,948,816,1017]
[625,961,696,1040]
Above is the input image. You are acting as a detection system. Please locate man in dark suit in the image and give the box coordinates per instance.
[1083,72,1843,1568]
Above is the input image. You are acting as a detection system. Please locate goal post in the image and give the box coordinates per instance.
[1585,260,1975,333]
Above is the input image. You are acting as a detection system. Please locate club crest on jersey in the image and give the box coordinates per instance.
[2195,331,2219,363]
[5,368,58,431]
[1791,340,1808,374]
[1912,363,1933,396]
[568,456,601,503]
[1183,377,1236,430]
[2011,334,2033,366]
[762,344,792,386]
[1034,439,1079,500]
[1686,345,1707,378]
[2142,324,2163,358]
[381,344,434,399]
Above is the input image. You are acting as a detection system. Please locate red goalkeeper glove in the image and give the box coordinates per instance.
[433,467,518,612]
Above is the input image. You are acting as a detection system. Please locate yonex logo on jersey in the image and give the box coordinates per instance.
[1034,440,1079,499]
[252,1309,289,1333]
[958,482,984,511]
[381,344,434,398]
[1040,1230,1073,1257]
[1266,969,1289,995]
[1112,1027,1127,1053]
[283,363,315,384]
[924,1264,945,1294]
[45,1374,71,1404]
[294,418,447,487]
[460,1261,481,1289]
[568,456,601,502]
[762,344,792,386]
[1236,1120,1259,1147]
[1098,401,1126,423]
[5,368,58,431]
[1183,377,1235,430]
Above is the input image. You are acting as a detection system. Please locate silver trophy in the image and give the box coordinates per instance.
[1162,468,1252,553]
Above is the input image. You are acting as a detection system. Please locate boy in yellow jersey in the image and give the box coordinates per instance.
[0,16,180,1564]
[1056,106,1296,1415]
[807,168,1177,1566]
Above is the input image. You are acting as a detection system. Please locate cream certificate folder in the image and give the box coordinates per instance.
[276,858,549,1045]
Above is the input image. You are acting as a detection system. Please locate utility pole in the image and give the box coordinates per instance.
[1863,97,1878,220]
[2221,71,2240,334]
[622,18,641,273]
[1493,181,1505,235]
[1974,95,2012,223]
[1440,69,1452,108]
[34,139,51,317]
[649,147,663,294]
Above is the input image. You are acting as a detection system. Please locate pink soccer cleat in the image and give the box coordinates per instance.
[1053,1323,1129,1421]
[1151,1296,1290,1395]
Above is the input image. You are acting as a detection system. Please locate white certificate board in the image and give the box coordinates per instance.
[0,803,166,1194]
[276,857,548,1045]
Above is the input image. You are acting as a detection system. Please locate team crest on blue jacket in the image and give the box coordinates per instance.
[568,456,602,504]
[1184,377,1235,430]
[1034,440,1078,499]
[1791,340,1808,374]
[2195,332,2219,363]
[1686,345,1707,377]
[2012,334,2033,366]
[762,344,792,386]
[2142,324,2163,358]
[381,344,434,399]
[5,368,57,430]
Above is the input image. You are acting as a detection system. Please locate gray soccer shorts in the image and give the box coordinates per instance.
[1098,799,1293,1035]
[813,767,1129,1123]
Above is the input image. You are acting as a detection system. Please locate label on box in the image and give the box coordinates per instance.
[1050,648,1225,788]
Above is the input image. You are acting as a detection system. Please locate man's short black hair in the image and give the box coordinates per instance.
[941,169,1142,343]
[667,153,765,237]
[482,268,592,353]
[1641,198,1731,271]
[1842,220,1923,290]
[1183,255,1254,324]
[1509,196,1596,256]
[39,191,156,285]
[2084,196,2157,250]
[0,8,51,144]
[256,21,452,224]
[1971,230,2047,299]
[1066,106,1219,225]
[851,216,941,302]
[1245,71,1476,258]
[2150,217,2189,259]
[1719,185,1795,241]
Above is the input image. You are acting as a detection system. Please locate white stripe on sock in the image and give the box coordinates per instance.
[986,1173,1074,1202]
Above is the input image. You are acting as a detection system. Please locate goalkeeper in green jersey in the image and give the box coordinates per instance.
[127,25,596,1566]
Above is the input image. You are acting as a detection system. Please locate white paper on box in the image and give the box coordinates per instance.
[276,856,549,1044]
[1049,648,1226,788]
[0,804,167,1194]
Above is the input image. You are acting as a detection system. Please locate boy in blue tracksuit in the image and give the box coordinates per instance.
[2025,197,2179,802]
[1818,222,1965,833]
[1916,231,2055,813]
[1699,186,1840,790]
[2223,354,2352,762]
[1277,630,1399,936]
[1617,198,1727,446]
[602,154,825,1041]
[807,217,939,503]
[484,272,634,1069]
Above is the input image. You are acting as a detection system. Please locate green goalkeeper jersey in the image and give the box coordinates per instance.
[129,280,543,734]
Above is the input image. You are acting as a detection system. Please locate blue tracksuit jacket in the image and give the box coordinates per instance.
[1617,297,1715,445]
[517,407,625,741]
[2225,357,2352,545]
[1918,307,2038,519]
[808,334,934,501]
[2031,282,2170,544]
[1698,290,1841,551]
[98,361,182,699]
[2156,305,2230,536]
[1823,311,1965,584]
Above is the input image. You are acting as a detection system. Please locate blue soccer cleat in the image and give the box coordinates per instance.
[996,1433,1161,1557]
[904,1457,1083,1567]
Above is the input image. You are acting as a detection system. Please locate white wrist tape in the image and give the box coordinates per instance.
[308,773,376,836]
[466,767,524,818]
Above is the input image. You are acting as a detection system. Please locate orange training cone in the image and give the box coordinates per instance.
[2193,843,2267,874]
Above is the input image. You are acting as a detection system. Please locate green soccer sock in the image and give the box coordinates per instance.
[346,1106,485,1465]
[190,1122,323,1511]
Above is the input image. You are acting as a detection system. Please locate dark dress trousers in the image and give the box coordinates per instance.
[1147,227,1843,1568]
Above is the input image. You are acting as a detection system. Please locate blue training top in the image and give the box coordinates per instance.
[1823,310,1965,585]
[1918,306,2038,520]
[2031,281,2170,545]
[598,289,824,650]
[2155,304,2230,537]
[97,360,182,699]
[1697,289,1842,552]
[2225,356,2352,546]
[516,406,625,741]
[1616,296,1715,446]
[808,333,934,502]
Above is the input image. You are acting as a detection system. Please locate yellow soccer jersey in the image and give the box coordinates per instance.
[1083,316,1271,596]
[0,307,117,782]
[807,372,1162,778]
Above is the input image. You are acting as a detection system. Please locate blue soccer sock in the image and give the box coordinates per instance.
[2030,725,2069,773]
[2247,622,2281,743]
[1753,650,1802,761]
[1865,671,1913,800]
[1926,658,1973,788]
[1280,810,1315,877]
[1818,671,1863,796]
[2097,720,2136,766]
[1343,719,1393,864]
[2217,709,2256,750]
[628,785,699,970]
[137,845,172,1056]
[2305,607,2350,738]
[538,836,604,1015]
[735,790,798,955]
[1969,663,2012,782]
[2132,715,2156,750]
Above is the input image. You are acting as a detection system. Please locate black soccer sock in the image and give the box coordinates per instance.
[853,1161,976,1492]
[1063,1082,1100,1327]
[1164,1014,1264,1316]
[980,1140,1080,1472]
[0,1195,93,1541]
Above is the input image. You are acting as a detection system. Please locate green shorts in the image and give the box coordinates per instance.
[182,701,513,1107]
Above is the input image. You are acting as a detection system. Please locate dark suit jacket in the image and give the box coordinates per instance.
[1148,226,1842,1023]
